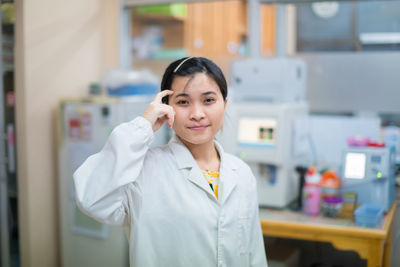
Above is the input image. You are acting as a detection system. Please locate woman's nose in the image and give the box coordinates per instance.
[190,104,205,120]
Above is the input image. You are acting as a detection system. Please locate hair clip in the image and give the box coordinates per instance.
[173,56,194,73]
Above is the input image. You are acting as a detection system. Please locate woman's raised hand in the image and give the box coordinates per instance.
[143,90,175,132]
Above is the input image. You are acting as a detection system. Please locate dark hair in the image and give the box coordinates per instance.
[160,57,227,104]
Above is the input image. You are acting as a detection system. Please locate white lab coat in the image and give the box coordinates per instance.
[74,116,268,267]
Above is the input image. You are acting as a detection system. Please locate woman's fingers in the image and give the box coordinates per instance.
[157,104,175,128]
[154,90,174,104]
[155,115,168,130]
[143,91,175,131]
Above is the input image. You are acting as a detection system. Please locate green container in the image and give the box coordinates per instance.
[136,4,187,17]
[151,49,188,60]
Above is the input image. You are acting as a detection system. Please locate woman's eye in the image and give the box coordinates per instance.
[204,98,215,104]
[177,100,188,105]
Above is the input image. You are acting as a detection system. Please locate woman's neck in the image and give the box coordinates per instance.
[179,137,220,171]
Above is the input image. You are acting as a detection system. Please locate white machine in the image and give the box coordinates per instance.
[341,146,396,212]
[58,97,168,267]
[220,102,309,208]
[219,58,309,208]
[230,58,306,103]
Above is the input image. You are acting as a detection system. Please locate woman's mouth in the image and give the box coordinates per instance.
[188,125,209,131]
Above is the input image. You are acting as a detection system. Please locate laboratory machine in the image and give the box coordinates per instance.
[58,97,168,267]
[218,58,309,208]
[220,102,309,208]
[341,146,396,212]
[230,57,306,103]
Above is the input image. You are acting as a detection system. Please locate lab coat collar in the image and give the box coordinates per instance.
[168,134,238,203]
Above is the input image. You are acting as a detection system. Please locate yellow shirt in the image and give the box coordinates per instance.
[202,170,219,199]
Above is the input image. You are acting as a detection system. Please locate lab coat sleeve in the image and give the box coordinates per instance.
[249,171,268,267]
[73,116,154,225]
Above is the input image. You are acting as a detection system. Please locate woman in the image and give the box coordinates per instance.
[74,57,268,267]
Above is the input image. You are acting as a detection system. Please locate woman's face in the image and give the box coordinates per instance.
[169,72,227,146]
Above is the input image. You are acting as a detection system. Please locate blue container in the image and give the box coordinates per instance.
[107,83,158,97]
[354,204,384,228]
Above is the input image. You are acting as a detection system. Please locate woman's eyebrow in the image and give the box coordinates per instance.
[174,91,217,98]
[174,93,189,98]
[202,91,217,96]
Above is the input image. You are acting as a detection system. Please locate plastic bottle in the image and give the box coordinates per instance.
[319,170,340,199]
[302,166,321,216]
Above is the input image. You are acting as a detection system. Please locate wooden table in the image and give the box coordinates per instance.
[259,203,396,267]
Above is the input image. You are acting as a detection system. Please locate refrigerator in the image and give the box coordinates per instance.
[58,97,169,267]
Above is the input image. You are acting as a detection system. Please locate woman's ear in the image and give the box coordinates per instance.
[224,98,228,108]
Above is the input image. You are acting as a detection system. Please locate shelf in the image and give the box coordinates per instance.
[132,4,187,23]
[132,13,186,23]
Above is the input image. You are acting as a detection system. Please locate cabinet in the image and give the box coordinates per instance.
[130,1,275,59]
[184,1,246,56]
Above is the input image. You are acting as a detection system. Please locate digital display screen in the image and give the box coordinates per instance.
[344,152,366,179]
[237,118,277,147]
